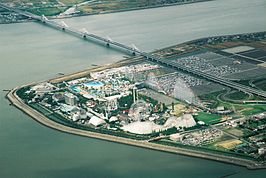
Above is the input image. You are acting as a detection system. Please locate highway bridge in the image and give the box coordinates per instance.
[1,3,266,98]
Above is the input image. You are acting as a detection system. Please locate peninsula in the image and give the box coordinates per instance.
[7,32,266,169]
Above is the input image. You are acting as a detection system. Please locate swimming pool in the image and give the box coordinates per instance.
[70,85,81,93]
[84,81,104,88]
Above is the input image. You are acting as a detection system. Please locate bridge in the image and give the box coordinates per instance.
[1,3,266,98]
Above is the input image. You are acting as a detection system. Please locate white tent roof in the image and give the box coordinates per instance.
[122,121,163,134]
[89,116,106,126]
[109,116,118,122]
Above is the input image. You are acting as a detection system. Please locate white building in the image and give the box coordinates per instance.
[64,92,77,106]
[72,113,80,122]
[217,106,225,111]
[258,147,266,155]
[105,95,121,111]
[31,82,56,94]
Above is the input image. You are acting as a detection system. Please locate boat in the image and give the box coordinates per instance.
[2,89,11,92]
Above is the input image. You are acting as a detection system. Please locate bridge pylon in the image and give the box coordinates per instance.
[60,21,68,31]
[131,44,140,55]
[41,15,48,23]
[106,36,112,47]
[80,28,89,38]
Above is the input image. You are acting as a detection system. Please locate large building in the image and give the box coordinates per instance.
[64,92,77,106]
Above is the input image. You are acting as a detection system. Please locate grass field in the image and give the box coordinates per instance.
[225,128,244,137]
[27,7,67,16]
[194,112,222,124]
[226,91,250,100]
[240,105,266,116]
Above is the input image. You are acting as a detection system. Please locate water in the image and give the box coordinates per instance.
[1,0,266,177]
[61,0,266,51]
[84,81,104,87]
[70,85,82,93]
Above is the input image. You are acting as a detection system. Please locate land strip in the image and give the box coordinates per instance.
[6,85,264,170]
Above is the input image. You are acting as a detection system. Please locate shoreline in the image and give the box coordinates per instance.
[6,57,266,170]
[6,85,265,170]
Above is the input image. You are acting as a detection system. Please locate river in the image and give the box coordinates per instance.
[0,0,266,177]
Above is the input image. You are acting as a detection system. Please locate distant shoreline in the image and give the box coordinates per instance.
[0,0,214,24]
[6,34,266,169]
[55,0,215,19]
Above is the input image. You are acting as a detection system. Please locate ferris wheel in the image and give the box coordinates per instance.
[128,100,152,122]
